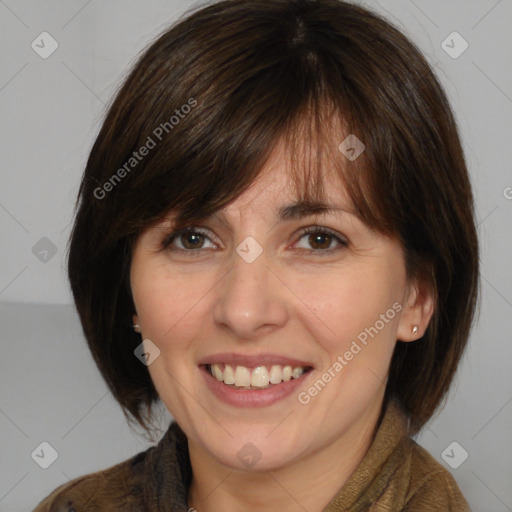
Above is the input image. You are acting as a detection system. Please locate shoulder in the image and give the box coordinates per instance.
[31,421,191,512]
[402,439,470,511]
[31,449,151,512]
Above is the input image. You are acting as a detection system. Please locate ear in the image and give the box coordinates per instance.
[132,314,141,333]
[396,277,435,342]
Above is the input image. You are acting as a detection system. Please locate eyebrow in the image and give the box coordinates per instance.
[277,200,355,221]
[168,200,357,229]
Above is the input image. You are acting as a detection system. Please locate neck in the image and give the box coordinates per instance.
[186,400,383,512]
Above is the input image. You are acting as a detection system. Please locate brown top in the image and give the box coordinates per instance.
[32,401,470,511]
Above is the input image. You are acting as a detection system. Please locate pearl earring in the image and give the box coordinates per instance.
[412,325,418,335]
[133,324,141,333]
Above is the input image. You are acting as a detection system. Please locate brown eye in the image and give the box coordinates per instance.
[180,231,206,249]
[162,228,216,251]
[295,227,348,254]
[307,233,333,250]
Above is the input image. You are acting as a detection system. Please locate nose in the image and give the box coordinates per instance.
[213,254,289,340]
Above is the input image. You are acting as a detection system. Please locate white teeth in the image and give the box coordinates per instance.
[291,367,304,379]
[209,363,308,388]
[234,365,251,387]
[251,366,270,387]
[282,365,292,381]
[224,364,235,384]
[212,364,223,381]
[269,365,282,384]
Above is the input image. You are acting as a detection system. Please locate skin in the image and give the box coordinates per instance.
[130,140,434,512]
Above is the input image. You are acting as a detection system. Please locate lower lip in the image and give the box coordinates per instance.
[200,366,312,407]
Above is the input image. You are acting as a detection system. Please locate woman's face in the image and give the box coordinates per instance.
[130,142,420,471]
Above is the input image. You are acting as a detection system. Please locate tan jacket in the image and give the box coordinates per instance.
[32,402,470,511]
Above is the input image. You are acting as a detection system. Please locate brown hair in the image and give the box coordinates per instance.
[68,0,479,435]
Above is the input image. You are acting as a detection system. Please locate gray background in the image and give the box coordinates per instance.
[0,0,511,510]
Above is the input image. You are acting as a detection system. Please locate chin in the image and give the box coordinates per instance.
[209,438,301,472]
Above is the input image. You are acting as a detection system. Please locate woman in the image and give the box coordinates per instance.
[33,0,478,510]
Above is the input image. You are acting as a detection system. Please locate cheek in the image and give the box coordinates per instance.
[294,263,404,369]
[290,268,403,428]
[130,258,212,348]
[130,261,215,413]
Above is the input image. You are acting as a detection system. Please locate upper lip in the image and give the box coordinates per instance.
[198,353,315,369]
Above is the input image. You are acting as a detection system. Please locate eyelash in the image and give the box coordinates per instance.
[161,226,348,257]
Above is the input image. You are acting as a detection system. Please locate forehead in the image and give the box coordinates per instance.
[219,138,354,217]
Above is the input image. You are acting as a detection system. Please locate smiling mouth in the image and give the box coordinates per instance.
[204,363,314,390]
